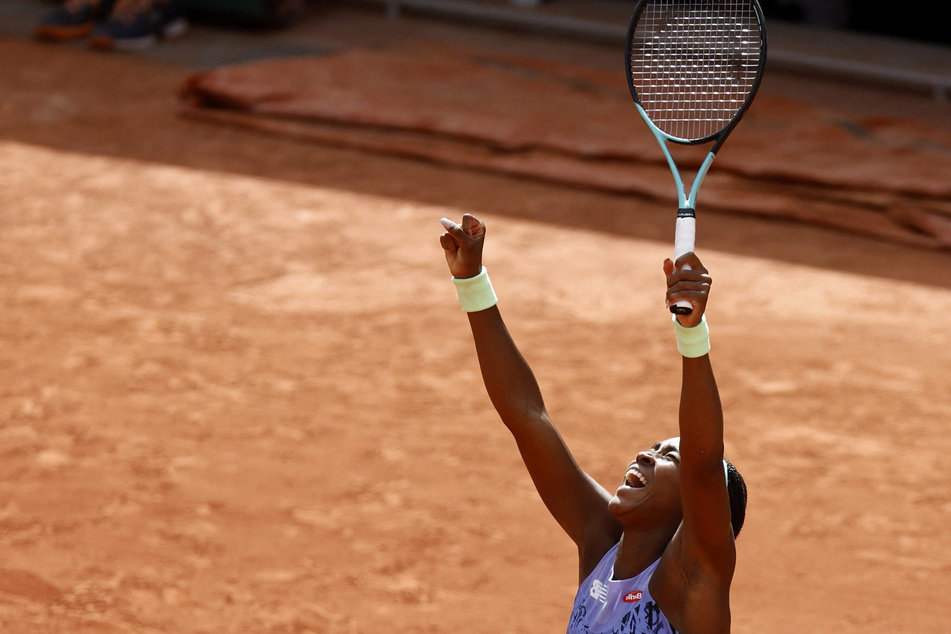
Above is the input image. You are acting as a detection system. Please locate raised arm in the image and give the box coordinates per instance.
[440,215,620,561]
[657,253,735,630]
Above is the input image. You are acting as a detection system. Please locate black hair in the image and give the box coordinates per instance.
[724,460,747,538]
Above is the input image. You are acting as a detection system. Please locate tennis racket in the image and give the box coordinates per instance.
[626,0,767,314]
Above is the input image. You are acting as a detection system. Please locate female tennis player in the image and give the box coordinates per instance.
[439,213,746,634]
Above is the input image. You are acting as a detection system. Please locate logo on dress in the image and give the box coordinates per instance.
[589,580,609,605]
[623,590,643,603]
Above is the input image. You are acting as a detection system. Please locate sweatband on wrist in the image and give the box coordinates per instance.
[452,266,498,312]
[672,314,710,358]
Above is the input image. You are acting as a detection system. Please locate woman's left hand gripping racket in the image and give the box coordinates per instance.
[626,0,767,314]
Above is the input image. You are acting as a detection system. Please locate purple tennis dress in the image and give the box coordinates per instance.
[567,543,677,634]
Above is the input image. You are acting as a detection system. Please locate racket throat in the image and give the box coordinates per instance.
[674,150,713,261]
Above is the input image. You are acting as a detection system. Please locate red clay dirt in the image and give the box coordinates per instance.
[1,10,950,634]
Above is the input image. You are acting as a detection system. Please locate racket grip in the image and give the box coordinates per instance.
[671,210,696,315]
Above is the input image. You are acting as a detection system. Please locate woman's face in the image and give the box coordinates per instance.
[608,437,684,526]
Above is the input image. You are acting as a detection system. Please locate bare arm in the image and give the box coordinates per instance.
[677,354,734,571]
[654,253,735,634]
[440,215,620,558]
[663,253,735,573]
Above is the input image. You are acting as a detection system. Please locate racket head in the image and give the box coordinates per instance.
[625,0,767,147]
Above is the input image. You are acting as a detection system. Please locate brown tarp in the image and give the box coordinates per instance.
[179,44,951,249]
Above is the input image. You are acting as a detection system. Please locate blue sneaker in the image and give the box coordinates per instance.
[90,0,188,51]
[35,0,118,41]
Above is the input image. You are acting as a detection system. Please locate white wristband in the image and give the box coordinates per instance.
[672,314,710,358]
[452,266,498,312]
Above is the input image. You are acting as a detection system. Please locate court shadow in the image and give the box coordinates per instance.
[1,5,949,290]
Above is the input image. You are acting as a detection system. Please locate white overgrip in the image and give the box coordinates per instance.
[671,211,696,315]
[674,212,696,261]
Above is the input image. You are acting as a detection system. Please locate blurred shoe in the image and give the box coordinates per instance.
[34,0,118,41]
[90,0,188,51]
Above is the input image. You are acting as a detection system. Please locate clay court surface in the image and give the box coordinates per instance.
[1,6,951,633]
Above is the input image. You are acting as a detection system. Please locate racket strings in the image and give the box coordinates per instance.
[630,0,763,141]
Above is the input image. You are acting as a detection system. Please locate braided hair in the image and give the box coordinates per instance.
[724,460,747,538]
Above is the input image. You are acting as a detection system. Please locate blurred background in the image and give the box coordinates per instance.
[1,1,949,633]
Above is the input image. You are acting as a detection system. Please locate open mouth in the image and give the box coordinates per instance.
[624,469,647,488]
